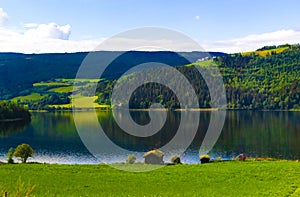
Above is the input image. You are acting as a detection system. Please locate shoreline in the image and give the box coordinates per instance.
[0,118,24,122]
[29,108,300,112]
[0,158,299,165]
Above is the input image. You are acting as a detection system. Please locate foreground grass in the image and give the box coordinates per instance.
[1,161,300,196]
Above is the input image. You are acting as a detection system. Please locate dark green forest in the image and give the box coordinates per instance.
[0,51,223,99]
[0,101,31,121]
[96,45,300,110]
[0,45,299,110]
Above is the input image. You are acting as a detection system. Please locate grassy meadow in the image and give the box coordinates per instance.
[49,95,109,109]
[0,161,300,196]
[11,93,46,102]
[9,78,111,110]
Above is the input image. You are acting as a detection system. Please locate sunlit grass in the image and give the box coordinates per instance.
[61,78,101,83]
[186,59,214,67]
[48,86,74,93]
[49,95,110,109]
[33,82,68,87]
[242,47,289,57]
[0,162,300,196]
[11,93,46,102]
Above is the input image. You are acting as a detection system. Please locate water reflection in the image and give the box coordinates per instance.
[0,111,299,163]
[0,120,30,137]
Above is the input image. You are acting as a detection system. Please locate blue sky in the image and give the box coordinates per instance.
[1,0,300,53]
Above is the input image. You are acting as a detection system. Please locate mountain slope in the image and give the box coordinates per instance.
[0,51,225,99]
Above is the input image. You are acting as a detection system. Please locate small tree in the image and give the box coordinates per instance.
[14,144,34,163]
[7,148,14,164]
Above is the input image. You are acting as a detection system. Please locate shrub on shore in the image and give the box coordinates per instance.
[126,154,136,164]
[170,155,181,164]
[7,148,14,164]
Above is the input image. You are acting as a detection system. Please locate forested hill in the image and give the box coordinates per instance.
[0,101,31,121]
[96,44,300,110]
[0,51,225,99]
[1,45,299,110]
[215,45,300,109]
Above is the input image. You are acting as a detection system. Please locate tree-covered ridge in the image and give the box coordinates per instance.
[0,51,225,100]
[0,101,31,121]
[96,45,300,110]
[216,44,300,109]
[2,45,300,110]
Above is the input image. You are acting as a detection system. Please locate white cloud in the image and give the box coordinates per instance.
[202,29,300,53]
[0,8,8,25]
[0,8,299,54]
[1,20,300,54]
[24,23,71,40]
[0,24,101,53]
[23,23,39,28]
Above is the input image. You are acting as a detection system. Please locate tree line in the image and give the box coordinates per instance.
[0,101,31,121]
[96,45,300,110]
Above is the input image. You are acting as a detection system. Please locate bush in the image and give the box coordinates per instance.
[170,155,181,164]
[7,148,14,164]
[14,144,35,163]
[126,154,136,164]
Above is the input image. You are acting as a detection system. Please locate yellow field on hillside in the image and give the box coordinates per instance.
[242,47,288,57]
[49,95,110,109]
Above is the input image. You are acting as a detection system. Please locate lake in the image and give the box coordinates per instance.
[0,111,299,164]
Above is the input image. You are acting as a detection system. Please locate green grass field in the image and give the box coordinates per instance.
[33,82,68,87]
[62,78,101,83]
[10,78,110,110]
[47,86,74,93]
[49,95,110,109]
[11,93,46,102]
[186,59,214,67]
[0,161,300,196]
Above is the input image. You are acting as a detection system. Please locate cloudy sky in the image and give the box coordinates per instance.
[1,0,300,53]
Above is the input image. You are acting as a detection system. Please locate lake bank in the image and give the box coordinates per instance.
[0,161,300,196]
[0,118,24,122]
[1,111,299,164]
[28,107,300,112]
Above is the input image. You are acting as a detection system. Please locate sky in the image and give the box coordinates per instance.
[1,0,300,53]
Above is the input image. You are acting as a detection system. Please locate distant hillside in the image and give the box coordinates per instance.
[94,44,300,110]
[0,51,225,99]
[1,45,299,110]
[215,44,300,109]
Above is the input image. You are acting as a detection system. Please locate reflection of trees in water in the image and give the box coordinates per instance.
[0,120,30,137]
[30,112,77,138]
[99,110,300,159]
[216,111,300,159]
[99,111,180,151]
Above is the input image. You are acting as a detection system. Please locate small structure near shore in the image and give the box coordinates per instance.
[237,154,247,161]
[144,149,164,164]
[200,154,210,164]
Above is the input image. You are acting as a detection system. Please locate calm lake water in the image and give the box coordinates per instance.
[0,111,299,164]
